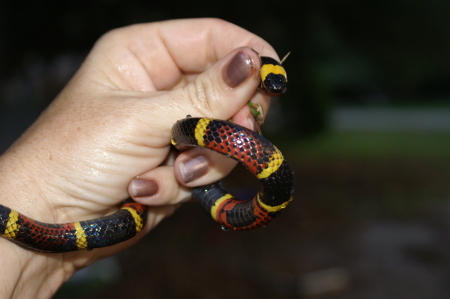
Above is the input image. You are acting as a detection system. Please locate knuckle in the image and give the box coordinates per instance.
[185,74,222,116]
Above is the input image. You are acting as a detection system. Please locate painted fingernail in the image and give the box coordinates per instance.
[222,51,253,88]
[179,155,209,183]
[129,178,158,198]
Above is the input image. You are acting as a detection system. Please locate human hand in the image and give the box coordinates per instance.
[0,18,278,298]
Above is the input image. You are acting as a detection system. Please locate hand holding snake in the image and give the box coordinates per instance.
[0,19,292,298]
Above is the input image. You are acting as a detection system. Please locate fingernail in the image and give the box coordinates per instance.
[130,178,158,198]
[179,155,209,183]
[222,51,253,88]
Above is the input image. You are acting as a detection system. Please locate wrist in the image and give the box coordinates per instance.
[0,149,76,298]
[0,239,71,298]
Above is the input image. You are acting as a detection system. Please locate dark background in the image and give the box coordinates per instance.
[1,1,449,298]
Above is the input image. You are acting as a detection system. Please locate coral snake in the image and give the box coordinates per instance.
[0,53,293,253]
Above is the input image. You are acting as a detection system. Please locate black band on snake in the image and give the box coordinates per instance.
[0,55,293,253]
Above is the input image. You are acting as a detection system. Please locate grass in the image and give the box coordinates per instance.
[287,130,450,160]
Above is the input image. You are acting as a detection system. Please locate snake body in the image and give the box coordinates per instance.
[0,55,293,252]
[172,118,294,230]
[0,201,146,253]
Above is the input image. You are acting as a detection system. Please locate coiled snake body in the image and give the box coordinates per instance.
[0,55,293,253]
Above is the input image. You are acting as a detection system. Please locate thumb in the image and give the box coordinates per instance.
[149,47,264,133]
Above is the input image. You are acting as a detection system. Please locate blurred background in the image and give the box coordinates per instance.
[1,1,449,298]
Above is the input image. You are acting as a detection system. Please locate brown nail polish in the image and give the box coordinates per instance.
[130,178,158,198]
[179,155,209,183]
[222,51,253,88]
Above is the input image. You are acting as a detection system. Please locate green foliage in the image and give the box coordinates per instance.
[290,131,450,160]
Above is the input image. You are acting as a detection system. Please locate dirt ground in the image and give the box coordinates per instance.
[56,157,450,299]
